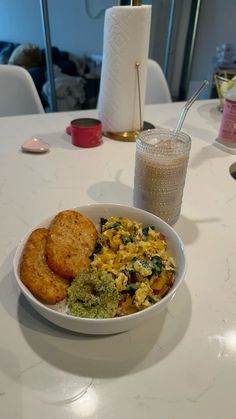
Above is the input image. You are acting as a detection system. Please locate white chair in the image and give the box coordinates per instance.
[0,64,44,117]
[145,59,172,104]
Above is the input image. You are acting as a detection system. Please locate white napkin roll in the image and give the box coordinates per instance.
[98,5,152,133]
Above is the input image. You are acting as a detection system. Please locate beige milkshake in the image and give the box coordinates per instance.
[133,129,191,225]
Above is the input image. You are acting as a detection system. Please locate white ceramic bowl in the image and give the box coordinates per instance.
[13,204,186,335]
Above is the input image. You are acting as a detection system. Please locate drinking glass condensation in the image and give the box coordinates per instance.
[133,128,191,225]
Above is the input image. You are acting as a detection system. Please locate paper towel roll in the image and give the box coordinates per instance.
[98,5,152,133]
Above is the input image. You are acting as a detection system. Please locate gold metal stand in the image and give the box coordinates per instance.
[103,121,155,142]
[103,130,140,142]
[104,59,154,142]
[131,0,141,5]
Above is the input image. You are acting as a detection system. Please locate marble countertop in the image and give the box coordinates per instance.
[0,100,235,418]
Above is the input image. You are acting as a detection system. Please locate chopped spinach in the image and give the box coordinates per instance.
[100,217,107,226]
[142,226,149,238]
[122,235,132,244]
[142,225,156,239]
[151,255,163,275]
[147,295,159,304]
[94,242,103,253]
[89,242,103,260]
[108,222,122,229]
[126,282,137,295]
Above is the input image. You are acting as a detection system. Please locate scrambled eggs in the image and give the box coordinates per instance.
[91,216,176,316]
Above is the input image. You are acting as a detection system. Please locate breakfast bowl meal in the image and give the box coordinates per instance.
[13,204,186,335]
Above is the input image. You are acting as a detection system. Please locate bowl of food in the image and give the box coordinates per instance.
[13,204,186,335]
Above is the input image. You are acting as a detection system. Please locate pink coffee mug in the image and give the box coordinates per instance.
[66,118,102,148]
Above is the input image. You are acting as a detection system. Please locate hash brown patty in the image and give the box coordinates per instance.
[45,210,97,279]
[20,228,70,304]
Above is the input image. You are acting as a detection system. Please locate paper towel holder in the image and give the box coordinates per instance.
[103,61,154,142]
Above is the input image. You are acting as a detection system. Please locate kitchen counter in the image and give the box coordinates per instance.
[0,99,235,419]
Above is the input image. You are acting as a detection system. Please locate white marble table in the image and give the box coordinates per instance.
[0,100,236,419]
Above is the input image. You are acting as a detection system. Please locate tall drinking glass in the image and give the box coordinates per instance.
[133,128,191,225]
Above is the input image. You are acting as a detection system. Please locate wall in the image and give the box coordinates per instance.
[188,0,236,98]
[0,0,152,57]
[48,0,116,55]
[0,0,44,46]
[0,0,116,56]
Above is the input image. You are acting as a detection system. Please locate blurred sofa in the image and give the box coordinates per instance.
[0,41,101,111]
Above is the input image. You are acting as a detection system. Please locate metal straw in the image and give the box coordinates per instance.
[174,80,209,134]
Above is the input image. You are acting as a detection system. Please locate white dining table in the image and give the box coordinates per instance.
[0,99,236,419]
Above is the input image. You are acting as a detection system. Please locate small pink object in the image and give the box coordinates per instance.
[21,138,49,153]
[218,98,236,145]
